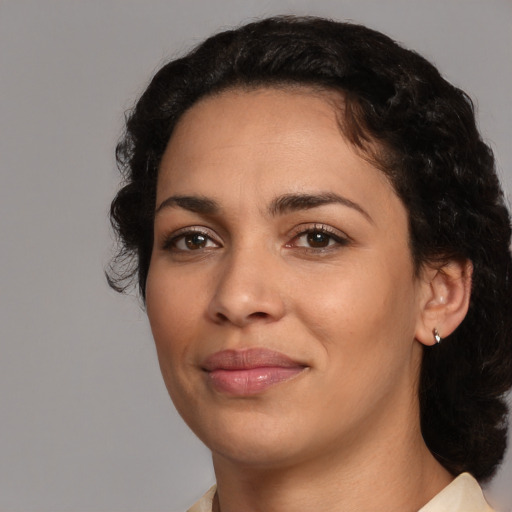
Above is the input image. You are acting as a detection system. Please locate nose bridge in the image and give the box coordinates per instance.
[208,239,285,326]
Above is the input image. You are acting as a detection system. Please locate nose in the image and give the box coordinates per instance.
[207,247,286,327]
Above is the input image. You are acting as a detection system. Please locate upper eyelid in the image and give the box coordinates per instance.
[168,226,217,237]
[161,226,223,247]
[155,216,226,238]
[288,223,350,240]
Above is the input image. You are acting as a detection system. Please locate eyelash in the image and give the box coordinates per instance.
[161,224,350,254]
[161,227,219,252]
[286,224,350,253]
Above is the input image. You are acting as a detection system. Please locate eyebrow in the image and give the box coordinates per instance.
[155,195,220,215]
[268,192,373,223]
[155,192,373,223]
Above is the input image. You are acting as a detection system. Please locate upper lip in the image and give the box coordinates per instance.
[202,348,305,371]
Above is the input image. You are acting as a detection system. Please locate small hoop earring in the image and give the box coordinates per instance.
[433,328,442,344]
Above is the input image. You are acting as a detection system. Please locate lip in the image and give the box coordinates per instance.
[202,348,308,396]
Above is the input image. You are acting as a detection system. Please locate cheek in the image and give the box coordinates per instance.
[292,249,419,362]
[145,264,204,378]
[145,267,212,429]
[147,257,204,329]
[295,257,420,421]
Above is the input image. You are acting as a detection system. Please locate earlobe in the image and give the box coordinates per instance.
[415,259,473,346]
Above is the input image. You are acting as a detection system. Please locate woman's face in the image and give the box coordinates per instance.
[146,87,429,468]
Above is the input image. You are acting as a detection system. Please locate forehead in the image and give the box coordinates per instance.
[165,86,344,156]
[156,87,399,218]
[162,86,343,161]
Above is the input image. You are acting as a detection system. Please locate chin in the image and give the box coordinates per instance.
[211,434,308,470]
[191,408,313,468]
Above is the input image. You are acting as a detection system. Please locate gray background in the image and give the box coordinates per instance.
[1,0,511,511]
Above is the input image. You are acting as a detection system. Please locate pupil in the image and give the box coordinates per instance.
[307,231,329,248]
[186,234,207,249]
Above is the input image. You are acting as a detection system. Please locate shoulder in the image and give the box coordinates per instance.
[187,475,494,512]
[419,473,495,512]
[186,485,216,512]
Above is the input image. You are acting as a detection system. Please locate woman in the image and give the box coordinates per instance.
[108,16,512,512]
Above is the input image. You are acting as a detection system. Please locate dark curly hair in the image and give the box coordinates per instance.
[108,16,512,482]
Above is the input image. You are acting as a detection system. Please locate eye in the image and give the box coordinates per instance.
[286,224,349,251]
[303,231,335,248]
[162,228,220,252]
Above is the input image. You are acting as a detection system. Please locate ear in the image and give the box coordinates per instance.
[415,259,473,346]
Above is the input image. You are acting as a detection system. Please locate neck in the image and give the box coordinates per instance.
[211,400,452,512]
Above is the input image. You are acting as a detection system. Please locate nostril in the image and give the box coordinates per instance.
[214,310,269,324]
[216,312,229,322]
[249,312,269,319]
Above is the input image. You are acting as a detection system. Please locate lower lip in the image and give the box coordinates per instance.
[207,366,306,396]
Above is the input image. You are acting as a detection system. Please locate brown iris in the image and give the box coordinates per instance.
[307,231,331,248]
[185,233,208,250]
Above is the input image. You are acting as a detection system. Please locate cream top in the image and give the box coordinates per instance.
[187,473,494,512]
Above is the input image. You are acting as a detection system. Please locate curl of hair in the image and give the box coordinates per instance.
[108,16,512,481]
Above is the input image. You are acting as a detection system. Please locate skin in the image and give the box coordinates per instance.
[146,87,459,512]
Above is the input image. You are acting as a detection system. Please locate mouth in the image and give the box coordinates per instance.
[202,348,308,396]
